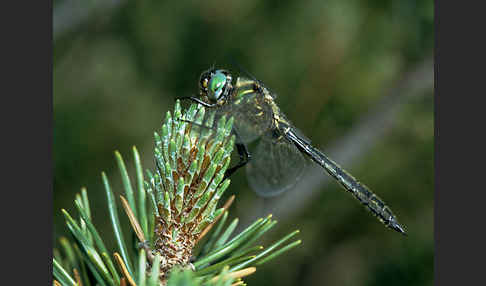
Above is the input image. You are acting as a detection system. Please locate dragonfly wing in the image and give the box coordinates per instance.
[246,137,307,197]
[229,86,274,143]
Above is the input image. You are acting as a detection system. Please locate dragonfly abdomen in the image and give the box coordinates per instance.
[284,128,406,235]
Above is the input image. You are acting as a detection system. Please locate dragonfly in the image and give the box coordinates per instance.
[178,67,406,235]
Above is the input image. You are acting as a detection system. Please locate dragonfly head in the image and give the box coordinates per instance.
[199,68,232,104]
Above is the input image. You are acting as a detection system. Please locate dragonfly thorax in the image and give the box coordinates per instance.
[199,69,233,104]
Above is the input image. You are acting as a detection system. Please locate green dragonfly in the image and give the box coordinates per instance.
[179,67,406,235]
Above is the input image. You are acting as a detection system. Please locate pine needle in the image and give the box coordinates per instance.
[120,195,146,243]
[73,268,83,286]
[113,253,136,286]
[196,195,235,244]
[210,267,256,283]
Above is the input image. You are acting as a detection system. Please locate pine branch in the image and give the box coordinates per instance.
[53,101,301,286]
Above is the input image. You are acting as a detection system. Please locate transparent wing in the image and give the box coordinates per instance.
[227,88,274,143]
[234,68,279,99]
[246,136,307,197]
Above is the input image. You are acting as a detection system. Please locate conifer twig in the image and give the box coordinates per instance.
[53,101,301,286]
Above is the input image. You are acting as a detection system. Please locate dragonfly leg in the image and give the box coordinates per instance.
[178,115,251,183]
[176,96,218,108]
[155,159,163,177]
[252,82,264,94]
[177,114,251,182]
[175,118,219,135]
[175,96,251,183]
[223,130,251,181]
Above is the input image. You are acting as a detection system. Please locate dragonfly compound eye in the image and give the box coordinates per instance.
[207,71,228,102]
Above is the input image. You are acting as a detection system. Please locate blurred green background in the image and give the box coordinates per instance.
[53,0,433,285]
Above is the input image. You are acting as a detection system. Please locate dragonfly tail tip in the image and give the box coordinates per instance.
[391,223,407,236]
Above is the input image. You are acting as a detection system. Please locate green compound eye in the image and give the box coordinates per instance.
[208,71,227,102]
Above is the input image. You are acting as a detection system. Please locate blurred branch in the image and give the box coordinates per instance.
[243,57,433,224]
[54,0,125,39]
